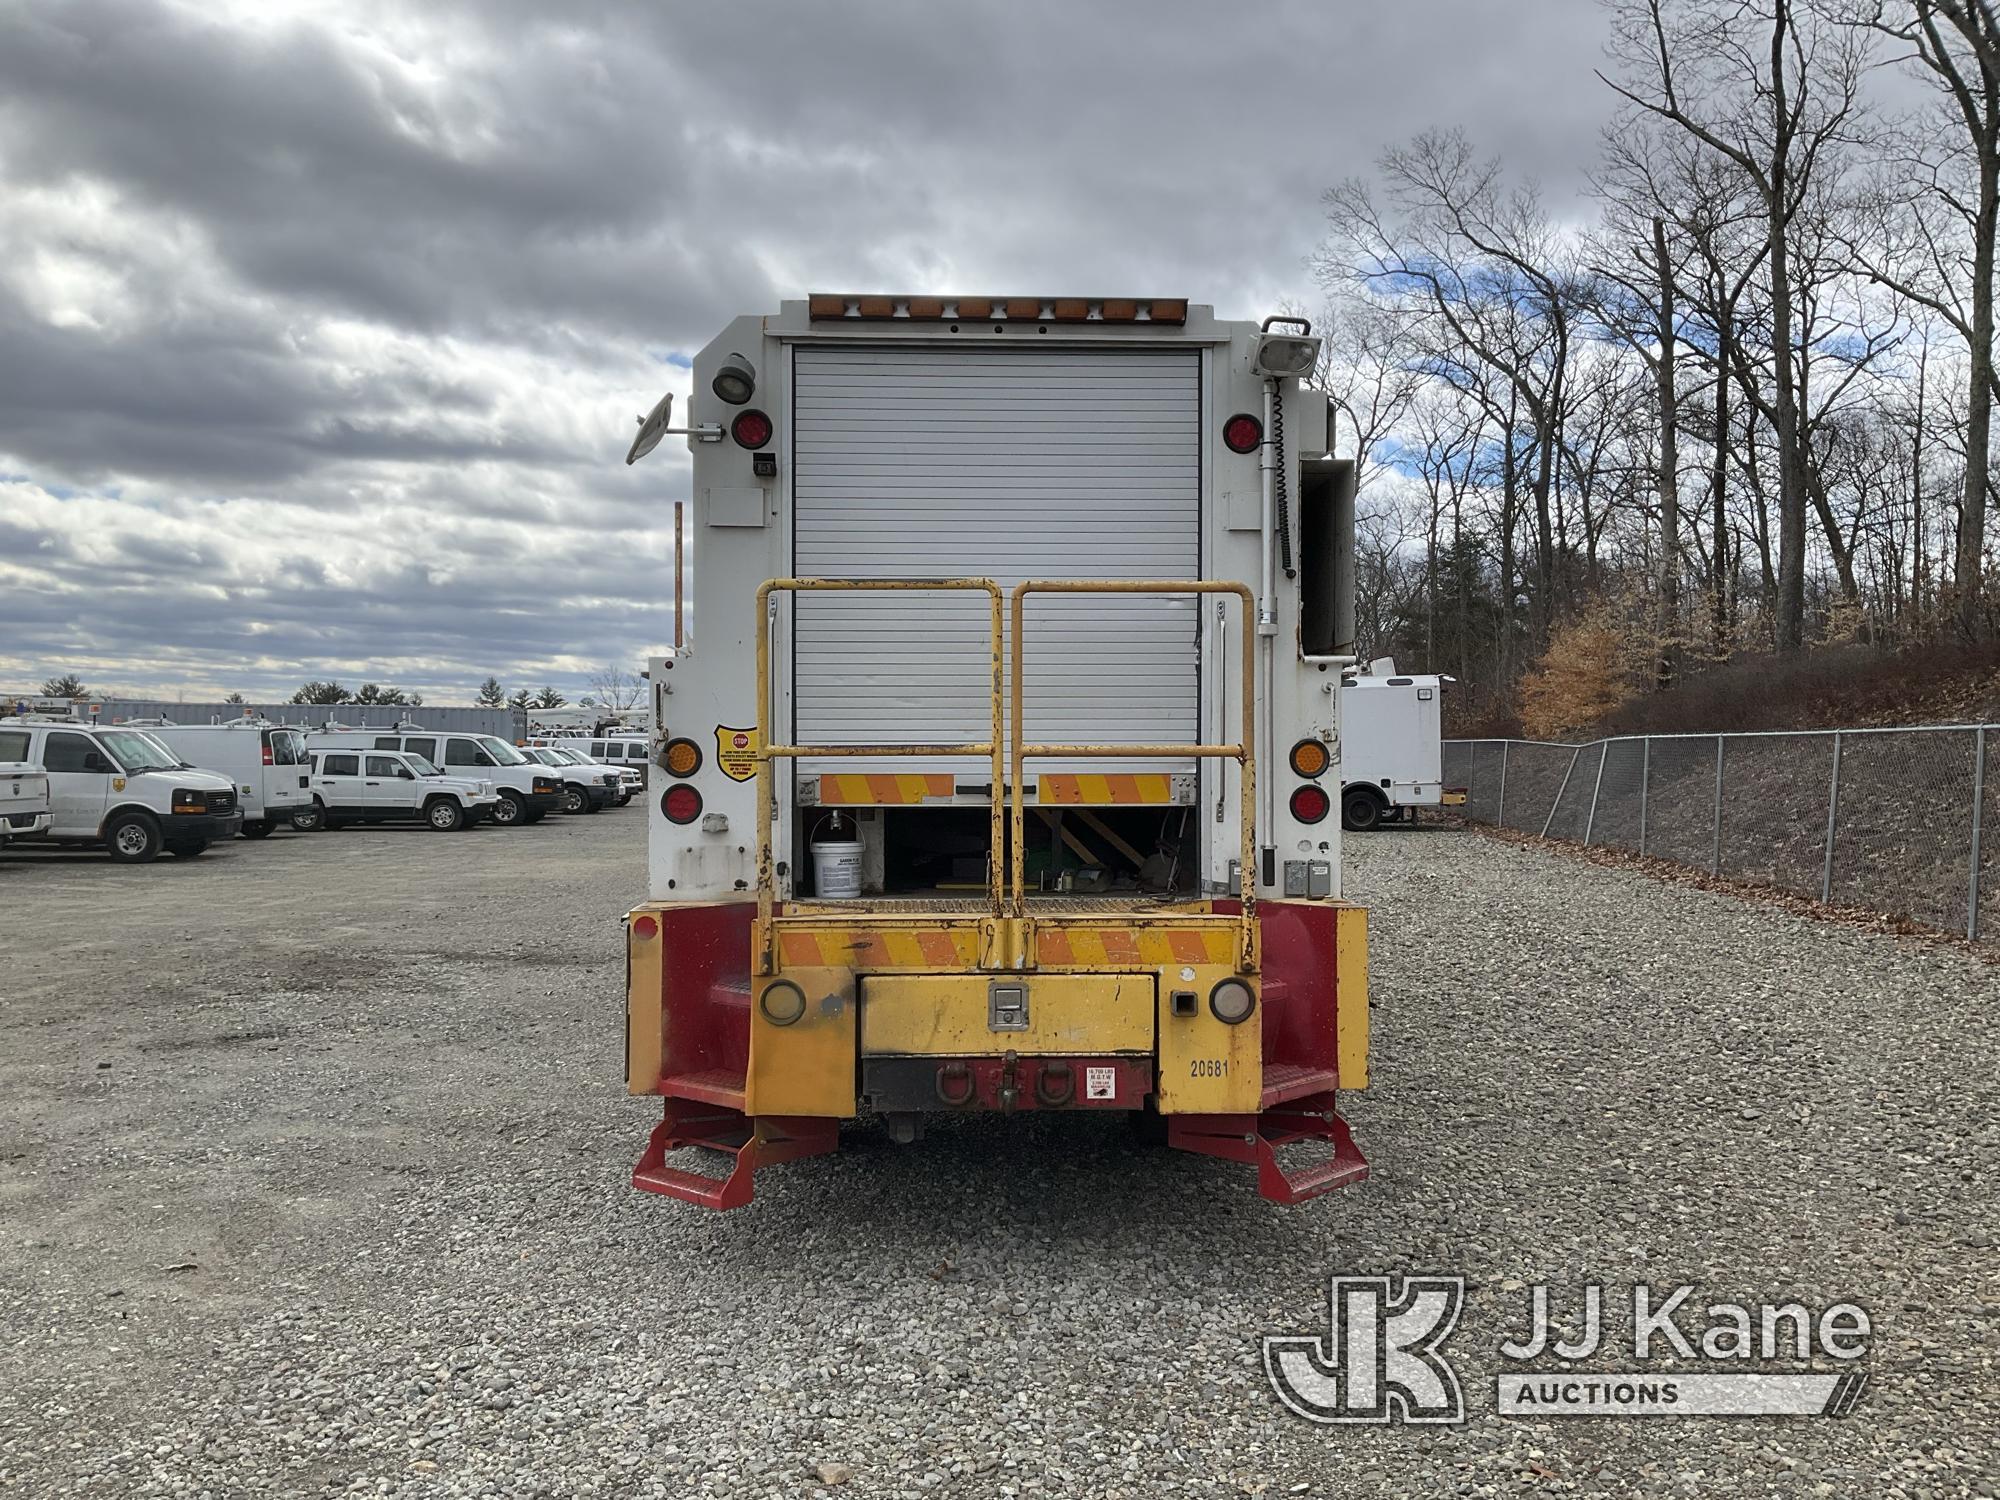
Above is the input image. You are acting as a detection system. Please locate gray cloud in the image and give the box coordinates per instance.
[0,0,1613,701]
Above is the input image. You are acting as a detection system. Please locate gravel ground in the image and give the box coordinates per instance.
[2,813,1995,1498]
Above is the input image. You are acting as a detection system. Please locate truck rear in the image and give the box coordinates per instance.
[623,296,1369,1208]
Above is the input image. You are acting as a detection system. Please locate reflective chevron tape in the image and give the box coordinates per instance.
[771,924,1236,969]
[819,773,956,805]
[1036,926,1235,967]
[1038,774,1176,805]
[777,927,985,968]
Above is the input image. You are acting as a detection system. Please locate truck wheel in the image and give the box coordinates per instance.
[167,838,209,858]
[522,807,548,825]
[561,784,589,816]
[425,797,465,831]
[291,801,326,832]
[1341,788,1384,833]
[490,791,524,826]
[105,812,162,864]
[241,819,275,839]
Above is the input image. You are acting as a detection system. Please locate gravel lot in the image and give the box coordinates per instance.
[2,813,1995,1499]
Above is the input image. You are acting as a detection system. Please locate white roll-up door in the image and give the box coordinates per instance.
[791,345,1201,785]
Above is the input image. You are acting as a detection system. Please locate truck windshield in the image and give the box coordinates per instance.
[98,730,183,773]
[405,755,442,775]
[476,736,529,766]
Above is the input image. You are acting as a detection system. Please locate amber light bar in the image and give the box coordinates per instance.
[807,294,1188,325]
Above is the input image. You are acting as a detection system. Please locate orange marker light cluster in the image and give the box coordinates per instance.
[1289,740,1330,778]
[808,294,1188,326]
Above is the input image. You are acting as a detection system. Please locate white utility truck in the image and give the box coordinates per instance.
[1335,662,1465,830]
[615,294,1372,1212]
[0,733,52,846]
[125,718,312,838]
[295,749,499,830]
[0,716,241,860]
[307,724,562,825]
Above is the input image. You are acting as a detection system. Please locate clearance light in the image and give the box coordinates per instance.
[759,981,807,1026]
[662,784,702,824]
[730,409,773,449]
[1209,979,1255,1025]
[663,738,703,777]
[807,293,1189,326]
[1289,740,1330,778]
[1222,413,1262,454]
[711,353,756,405]
[1290,784,1331,825]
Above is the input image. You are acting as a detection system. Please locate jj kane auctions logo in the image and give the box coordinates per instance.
[1264,1277,1871,1423]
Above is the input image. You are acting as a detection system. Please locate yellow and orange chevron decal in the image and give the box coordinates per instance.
[778,926,986,969]
[771,922,1237,970]
[818,773,955,806]
[1038,774,1176,805]
[1036,925,1236,967]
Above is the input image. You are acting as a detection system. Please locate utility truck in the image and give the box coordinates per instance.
[620,294,1369,1209]
[1336,663,1466,830]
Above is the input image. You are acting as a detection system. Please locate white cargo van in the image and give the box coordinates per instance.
[307,725,562,826]
[0,716,241,860]
[295,749,498,830]
[1337,667,1466,831]
[0,739,52,846]
[126,718,311,838]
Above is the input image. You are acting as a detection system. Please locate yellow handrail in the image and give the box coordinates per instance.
[1008,580,1257,957]
[754,578,1005,955]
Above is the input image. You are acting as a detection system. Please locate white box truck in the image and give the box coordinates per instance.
[1336,663,1466,830]
[126,718,313,838]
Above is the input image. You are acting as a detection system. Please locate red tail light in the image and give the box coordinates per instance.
[1290,784,1331,824]
[662,784,702,824]
[1222,413,1262,454]
[261,746,274,765]
[731,409,773,449]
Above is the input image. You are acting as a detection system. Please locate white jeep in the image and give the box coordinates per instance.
[293,749,499,831]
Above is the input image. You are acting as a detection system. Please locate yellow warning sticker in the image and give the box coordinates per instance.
[715,725,759,782]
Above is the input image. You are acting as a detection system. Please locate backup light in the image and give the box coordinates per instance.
[759,981,807,1026]
[1209,979,1255,1026]
[711,352,757,406]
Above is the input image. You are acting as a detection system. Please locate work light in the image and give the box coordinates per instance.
[1251,333,1321,377]
[711,352,757,405]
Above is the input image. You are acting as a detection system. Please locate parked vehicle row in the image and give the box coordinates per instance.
[0,714,641,864]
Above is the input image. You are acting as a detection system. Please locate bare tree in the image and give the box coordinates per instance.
[586,664,645,713]
[1603,0,1872,649]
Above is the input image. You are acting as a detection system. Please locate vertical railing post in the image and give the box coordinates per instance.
[1583,741,1608,847]
[1497,741,1510,829]
[1711,734,1725,876]
[1639,736,1652,857]
[1969,725,1987,942]
[1821,731,1843,905]
[1543,746,1582,839]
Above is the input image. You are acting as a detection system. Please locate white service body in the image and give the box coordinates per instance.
[1337,670,1454,824]
[0,757,52,844]
[643,299,1358,905]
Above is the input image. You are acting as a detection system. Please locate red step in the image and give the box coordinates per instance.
[662,1068,747,1109]
[1260,1062,1340,1109]
[709,976,753,1010]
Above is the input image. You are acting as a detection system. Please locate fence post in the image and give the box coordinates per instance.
[1543,746,1582,839]
[1821,731,1843,905]
[1639,736,1651,857]
[1497,741,1510,829]
[1970,726,1987,942]
[1711,735,1724,876]
[1583,741,1609,847]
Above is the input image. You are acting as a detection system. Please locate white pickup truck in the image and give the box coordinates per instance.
[0,745,53,847]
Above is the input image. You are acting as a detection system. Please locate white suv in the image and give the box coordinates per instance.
[0,717,241,862]
[307,727,562,826]
[294,749,498,831]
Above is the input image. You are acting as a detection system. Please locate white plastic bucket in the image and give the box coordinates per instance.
[810,839,864,899]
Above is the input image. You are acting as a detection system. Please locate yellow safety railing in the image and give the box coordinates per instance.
[1009,580,1257,956]
[754,579,1005,959]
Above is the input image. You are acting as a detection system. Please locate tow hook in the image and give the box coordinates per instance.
[998,1049,1020,1113]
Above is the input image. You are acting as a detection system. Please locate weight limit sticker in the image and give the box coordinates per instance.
[1085,1066,1116,1101]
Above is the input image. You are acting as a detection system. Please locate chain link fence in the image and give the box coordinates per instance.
[1443,726,1997,945]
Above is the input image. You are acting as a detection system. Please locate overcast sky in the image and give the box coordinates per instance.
[0,0,1612,703]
